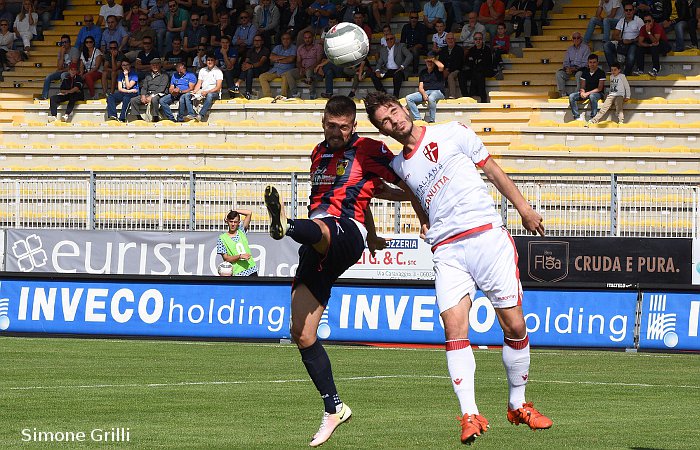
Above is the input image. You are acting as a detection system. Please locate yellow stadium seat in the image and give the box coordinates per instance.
[623,121,648,128]
[654,121,680,128]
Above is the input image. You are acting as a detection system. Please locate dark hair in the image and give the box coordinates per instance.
[610,61,621,70]
[221,34,231,42]
[588,53,599,61]
[364,91,401,128]
[225,210,240,221]
[642,12,653,20]
[61,34,71,41]
[324,95,357,121]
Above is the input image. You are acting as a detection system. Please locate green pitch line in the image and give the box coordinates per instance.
[1,337,698,449]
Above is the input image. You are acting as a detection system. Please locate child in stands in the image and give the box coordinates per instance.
[586,62,630,125]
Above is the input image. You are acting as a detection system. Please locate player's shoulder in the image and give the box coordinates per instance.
[355,136,393,156]
[430,121,473,136]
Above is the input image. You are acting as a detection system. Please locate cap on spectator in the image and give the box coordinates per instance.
[69,62,78,69]
[150,58,163,65]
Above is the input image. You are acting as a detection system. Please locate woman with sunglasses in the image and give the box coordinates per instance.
[79,37,104,98]
[0,20,15,71]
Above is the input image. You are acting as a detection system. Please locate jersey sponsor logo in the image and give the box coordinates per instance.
[423,142,439,163]
[453,378,462,385]
[522,374,528,382]
[424,175,449,209]
[336,159,349,176]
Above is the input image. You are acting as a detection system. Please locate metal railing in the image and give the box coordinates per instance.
[0,172,697,238]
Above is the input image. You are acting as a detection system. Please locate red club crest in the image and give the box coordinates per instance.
[423,142,438,163]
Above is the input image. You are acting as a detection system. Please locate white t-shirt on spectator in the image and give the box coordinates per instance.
[600,0,623,20]
[100,4,124,20]
[198,65,223,92]
[615,15,644,41]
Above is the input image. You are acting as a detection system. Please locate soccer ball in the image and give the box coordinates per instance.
[324,22,370,68]
[218,261,233,276]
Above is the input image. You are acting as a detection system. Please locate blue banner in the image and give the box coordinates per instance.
[639,292,700,350]
[0,277,637,348]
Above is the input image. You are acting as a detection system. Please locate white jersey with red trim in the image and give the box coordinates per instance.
[390,122,503,247]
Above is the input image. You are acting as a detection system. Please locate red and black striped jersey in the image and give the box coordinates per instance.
[307,133,400,225]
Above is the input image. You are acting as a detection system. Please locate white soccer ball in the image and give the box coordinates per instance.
[324,22,370,68]
[218,261,233,276]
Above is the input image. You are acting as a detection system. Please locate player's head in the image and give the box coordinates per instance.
[322,95,357,151]
[225,210,241,231]
[364,91,414,141]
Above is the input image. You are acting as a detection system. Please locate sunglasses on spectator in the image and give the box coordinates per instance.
[624,8,633,11]
[61,40,70,44]
[474,37,483,40]
[191,17,199,21]
[139,17,147,21]
[85,19,94,22]
[198,47,206,50]
[386,37,395,40]
[85,40,95,43]
[409,16,418,19]
[109,46,118,49]
[644,19,652,23]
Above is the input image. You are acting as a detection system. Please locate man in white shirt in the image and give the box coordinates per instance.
[182,53,223,122]
[364,91,552,446]
[603,2,644,75]
[98,0,124,27]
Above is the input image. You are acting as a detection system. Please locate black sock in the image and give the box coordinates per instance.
[300,340,341,414]
[286,219,323,246]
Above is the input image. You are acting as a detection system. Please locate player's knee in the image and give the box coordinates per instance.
[291,325,316,347]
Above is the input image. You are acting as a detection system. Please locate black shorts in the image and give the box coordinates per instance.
[293,216,365,306]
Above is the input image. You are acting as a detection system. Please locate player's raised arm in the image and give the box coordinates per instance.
[480,158,544,236]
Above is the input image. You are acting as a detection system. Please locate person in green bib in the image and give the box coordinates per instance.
[216,209,258,277]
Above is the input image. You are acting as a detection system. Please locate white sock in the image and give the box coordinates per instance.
[446,339,478,415]
[502,334,531,410]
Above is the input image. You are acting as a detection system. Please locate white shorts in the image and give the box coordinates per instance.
[433,226,522,313]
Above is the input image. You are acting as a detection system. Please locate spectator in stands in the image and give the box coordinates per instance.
[129,58,169,121]
[183,13,209,55]
[452,0,482,27]
[423,0,447,30]
[555,32,590,98]
[192,43,207,69]
[148,0,168,55]
[669,0,698,51]
[107,59,139,121]
[0,0,14,26]
[432,18,448,53]
[79,37,103,98]
[234,35,270,99]
[604,3,642,75]
[183,52,222,121]
[210,10,235,47]
[35,0,54,33]
[13,0,37,51]
[254,0,280,48]
[258,32,297,98]
[405,56,445,122]
[491,22,509,76]
[371,0,403,33]
[48,63,84,123]
[160,61,196,120]
[401,11,427,75]
[379,23,392,47]
[538,0,554,27]
[135,36,161,78]
[278,0,309,44]
[478,0,506,39]
[166,0,189,53]
[126,13,157,60]
[41,34,80,100]
[339,0,367,24]
[568,53,605,121]
[232,11,257,60]
[199,0,227,28]
[634,12,671,76]
[647,0,670,25]
[0,18,17,70]
[459,31,492,101]
[506,0,535,47]
[461,11,486,49]
[315,56,368,98]
[586,61,630,125]
[76,16,103,49]
[293,30,323,98]
[353,11,373,39]
[98,0,124,27]
[583,0,623,45]
[164,36,188,71]
[438,32,464,98]
[371,32,412,97]
[124,3,145,32]
[101,15,129,53]
[304,0,336,37]
[102,40,128,95]
[214,35,238,95]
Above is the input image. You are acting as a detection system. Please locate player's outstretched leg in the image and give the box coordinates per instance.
[503,334,552,430]
[264,185,288,239]
[310,403,352,447]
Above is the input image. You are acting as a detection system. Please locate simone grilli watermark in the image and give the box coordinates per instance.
[21,427,130,443]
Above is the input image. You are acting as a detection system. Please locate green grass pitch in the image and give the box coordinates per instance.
[1,337,699,449]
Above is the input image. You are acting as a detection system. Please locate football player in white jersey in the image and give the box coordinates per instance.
[364,92,552,445]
